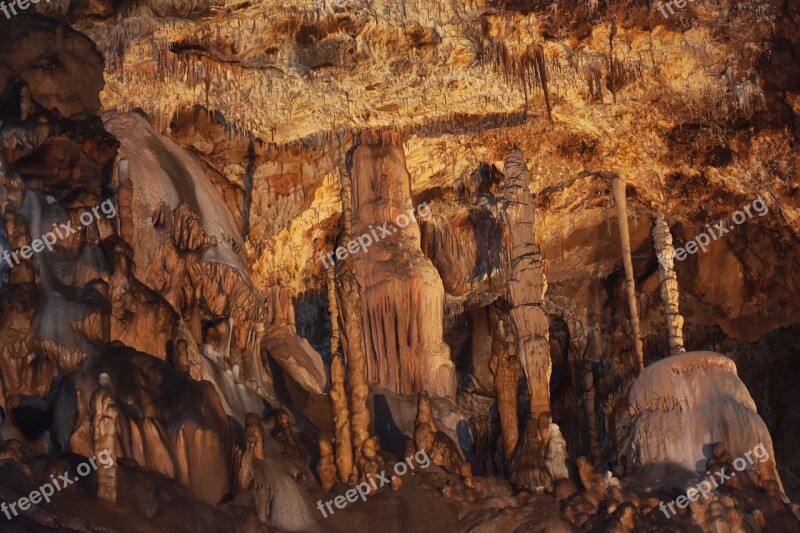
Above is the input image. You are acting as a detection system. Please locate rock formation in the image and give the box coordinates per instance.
[91,373,118,504]
[628,351,784,494]
[653,214,686,356]
[489,317,520,460]
[316,433,337,491]
[582,369,602,468]
[500,148,551,418]
[0,2,799,532]
[413,391,438,455]
[344,133,455,399]
[413,391,465,475]
[329,352,353,482]
[611,175,644,371]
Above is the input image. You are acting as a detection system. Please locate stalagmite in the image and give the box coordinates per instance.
[414,391,466,475]
[509,411,553,491]
[611,175,644,371]
[582,370,602,468]
[545,423,570,482]
[91,373,118,504]
[330,353,354,482]
[356,437,383,483]
[332,134,371,460]
[317,433,338,491]
[341,271,371,457]
[414,391,437,453]
[327,263,355,481]
[489,318,520,460]
[237,413,263,491]
[653,214,686,356]
[501,148,551,418]
[115,158,134,244]
[246,412,265,461]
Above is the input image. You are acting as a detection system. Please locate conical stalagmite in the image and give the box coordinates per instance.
[653,214,686,356]
[611,175,644,371]
[91,373,118,504]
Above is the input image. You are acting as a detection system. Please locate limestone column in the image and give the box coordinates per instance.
[582,369,602,468]
[501,148,551,417]
[332,133,370,458]
[611,175,644,371]
[328,265,354,482]
[653,214,685,356]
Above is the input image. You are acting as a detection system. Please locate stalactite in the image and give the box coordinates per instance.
[533,44,553,123]
[653,214,686,356]
[611,175,644,372]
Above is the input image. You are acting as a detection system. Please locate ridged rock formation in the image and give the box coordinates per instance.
[489,317,520,460]
[0,1,799,531]
[628,351,784,493]
[653,214,686,356]
[347,134,455,399]
[501,148,551,417]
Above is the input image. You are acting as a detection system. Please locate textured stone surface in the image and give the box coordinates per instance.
[0,0,799,530]
[628,351,781,488]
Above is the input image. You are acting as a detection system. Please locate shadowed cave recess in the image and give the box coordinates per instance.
[0,0,799,531]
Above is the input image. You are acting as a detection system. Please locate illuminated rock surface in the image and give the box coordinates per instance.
[0,1,799,531]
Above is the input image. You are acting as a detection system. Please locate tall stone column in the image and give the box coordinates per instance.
[653,214,686,356]
[611,175,644,371]
[501,148,551,417]
[333,134,371,459]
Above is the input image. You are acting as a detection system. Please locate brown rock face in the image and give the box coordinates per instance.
[346,134,455,398]
[0,18,104,117]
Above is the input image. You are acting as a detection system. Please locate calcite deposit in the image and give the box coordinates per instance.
[0,0,799,531]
